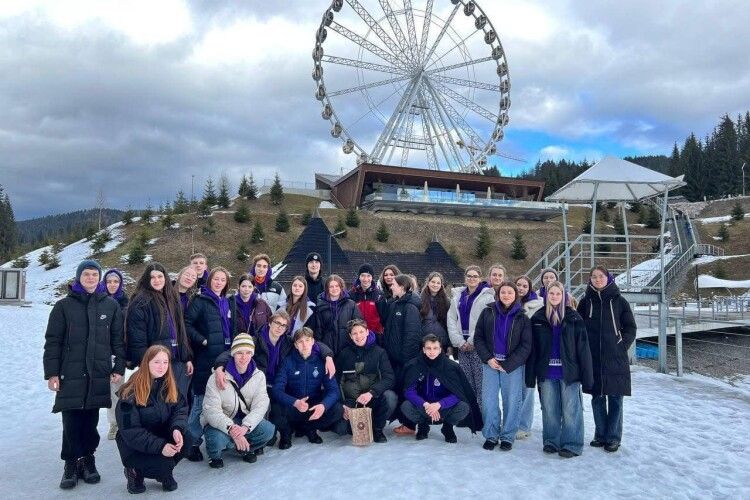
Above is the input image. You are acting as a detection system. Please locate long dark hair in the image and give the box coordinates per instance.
[286,276,310,322]
[378,264,401,299]
[420,272,450,323]
[129,262,192,359]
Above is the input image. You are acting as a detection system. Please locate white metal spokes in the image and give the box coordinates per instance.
[313,0,511,173]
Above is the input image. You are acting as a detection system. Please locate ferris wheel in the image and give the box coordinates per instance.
[312,0,513,174]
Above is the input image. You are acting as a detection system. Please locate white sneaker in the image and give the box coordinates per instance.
[515,430,531,440]
[107,423,118,440]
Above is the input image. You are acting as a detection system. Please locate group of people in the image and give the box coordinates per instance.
[43,251,636,493]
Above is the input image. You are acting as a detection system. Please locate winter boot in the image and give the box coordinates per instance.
[208,458,224,469]
[440,424,457,443]
[306,430,323,444]
[604,442,620,453]
[558,449,577,458]
[373,428,387,443]
[415,424,430,441]
[124,467,145,494]
[186,445,203,462]
[160,473,178,492]
[108,423,118,440]
[59,460,79,489]
[499,441,513,451]
[482,439,497,451]
[242,451,257,463]
[590,439,605,448]
[79,454,101,484]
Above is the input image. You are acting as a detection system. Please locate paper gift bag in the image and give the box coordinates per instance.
[349,406,373,446]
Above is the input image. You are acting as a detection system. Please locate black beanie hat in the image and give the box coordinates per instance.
[357,263,375,277]
[306,252,322,265]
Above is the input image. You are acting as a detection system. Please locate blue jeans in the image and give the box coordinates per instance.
[539,379,584,455]
[591,395,623,445]
[518,367,535,432]
[204,419,276,460]
[481,364,524,443]
[187,395,204,445]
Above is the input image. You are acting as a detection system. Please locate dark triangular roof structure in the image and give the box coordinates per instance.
[276,215,465,287]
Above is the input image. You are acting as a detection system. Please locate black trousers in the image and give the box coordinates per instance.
[271,401,344,438]
[61,409,100,461]
[117,432,194,481]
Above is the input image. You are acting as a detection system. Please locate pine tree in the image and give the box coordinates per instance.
[629,201,642,214]
[731,202,745,221]
[345,207,360,228]
[141,203,154,225]
[203,176,218,207]
[238,175,249,197]
[600,208,610,222]
[38,249,51,265]
[613,209,625,242]
[236,244,249,262]
[510,231,527,260]
[645,205,661,229]
[300,210,312,226]
[45,252,61,270]
[475,222,491,259]
[218,174,231,209]
[202,218,216,235]
[127,243,146,265]
[234,202,250,223]
[668,143,682,178]
[122,207,135,225]
[90,229,112,255]
[137,229,150,247]
[275,209,290,232]
[375,222,389,242]
[717,223,729,241]
[269,173,284,205]
[161,211,175,228]
[198,200,212,217]
[251,221,265,243]
[708,115,739,197]
[173,190,189,214]
[334,217,347,238]
[246,173,258,201]
[12,255,30,268]
[582,214,592,233]
[0,185,18,262]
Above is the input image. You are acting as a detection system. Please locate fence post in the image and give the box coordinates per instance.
[675,318,683,377]
[649,304,652,328]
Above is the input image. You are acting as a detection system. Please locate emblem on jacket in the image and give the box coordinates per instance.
[313,367,319,378]
[100,314,107,320]
[434,378,441,387]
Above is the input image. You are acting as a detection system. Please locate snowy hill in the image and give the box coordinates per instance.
[1,218,748,498]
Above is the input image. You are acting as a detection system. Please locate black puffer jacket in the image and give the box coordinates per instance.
[115,378,188,460]
[185,294,236,395]
[383,292,423,369]
[526,307,594,390]
[43,287,126,412]
[310,294,362,355]
[126,295,191,366]
[421,297,450,350]
[474,303,532,373]
[577,281,637,396]
[335,335,395,404]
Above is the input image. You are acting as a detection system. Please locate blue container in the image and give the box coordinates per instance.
[636,341,659,360]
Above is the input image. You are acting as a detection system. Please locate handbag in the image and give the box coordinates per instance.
[349,403,373,446]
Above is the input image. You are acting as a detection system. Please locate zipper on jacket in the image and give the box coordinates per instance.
[610,301,623,344]
[597,290,604,396]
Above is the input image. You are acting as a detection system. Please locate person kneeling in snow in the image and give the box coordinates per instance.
[271,327,345,449]
[400,335,483,443]
[335,319,397,443]
[201,333,275,469]
[116,345,191,494]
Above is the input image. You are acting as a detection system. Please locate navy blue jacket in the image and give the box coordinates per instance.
[271,350,340,410]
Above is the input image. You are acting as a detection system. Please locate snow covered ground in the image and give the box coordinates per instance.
[2,227,749,499]
[2,303,748,499]
[698,213,750,224]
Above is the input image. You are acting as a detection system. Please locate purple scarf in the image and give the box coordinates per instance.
[201,285,231,346]
[250,268,272,293]
[458,282,489,336]
[521,290,539,304]
[236,292,257,330]
[260,325,284,381]
[226,358,256,389]
[166,307,178,358]
[321,290,349,325]
[546,321,564,380]
[103,269,125,300]
[493,302,521,361]
[71,280,106,295]
[179,292,189,313]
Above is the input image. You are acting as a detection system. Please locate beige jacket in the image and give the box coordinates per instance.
[201,366,269,434]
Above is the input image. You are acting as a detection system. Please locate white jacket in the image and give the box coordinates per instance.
[277,298,315,335]
[522,297,545,318]
[447,286,496,348]
[201,366,269,434]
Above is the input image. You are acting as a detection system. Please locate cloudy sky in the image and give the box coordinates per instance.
[1,0,748,219]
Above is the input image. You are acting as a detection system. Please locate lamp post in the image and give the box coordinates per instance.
[742,162,746,197]
[327,229,346,275]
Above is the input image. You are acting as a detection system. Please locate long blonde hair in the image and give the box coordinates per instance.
[119,345,178,407]
[545,281,566,326]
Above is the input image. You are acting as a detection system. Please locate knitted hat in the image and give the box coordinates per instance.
[306,252,322,264]
[76,259,102,281]
[357,263,375,277]
[540,267,558,281]
[231,333,255,356]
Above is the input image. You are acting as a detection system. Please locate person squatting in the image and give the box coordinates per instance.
[43,255,636,493]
